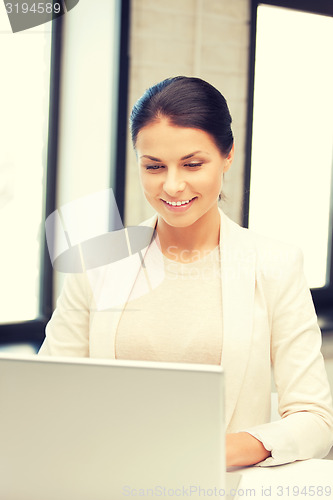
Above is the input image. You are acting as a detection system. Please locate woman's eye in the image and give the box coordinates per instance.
[184,162,202,168]
[146,165,164,170]
[144,162,202,170]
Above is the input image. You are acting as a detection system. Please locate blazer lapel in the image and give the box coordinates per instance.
[219,210,256,428]
[93,214,159,358]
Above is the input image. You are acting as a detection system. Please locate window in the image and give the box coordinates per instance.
[0,10,60,346]
[0,21,53,325]
[245,0,333,317]
[0,1,130,346]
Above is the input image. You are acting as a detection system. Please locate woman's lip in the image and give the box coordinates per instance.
[161,197,196,212]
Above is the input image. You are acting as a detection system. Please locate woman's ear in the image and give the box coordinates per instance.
[223,143,234,173]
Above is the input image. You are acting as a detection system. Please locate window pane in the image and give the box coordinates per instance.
[0,19,52,323]
[249,5,333,288]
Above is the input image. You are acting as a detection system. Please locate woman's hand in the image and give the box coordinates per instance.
[226,432,271,467]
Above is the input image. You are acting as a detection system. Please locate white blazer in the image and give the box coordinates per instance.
[39,209,333,466]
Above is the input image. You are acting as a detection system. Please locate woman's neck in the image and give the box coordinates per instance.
[156,206,220,262]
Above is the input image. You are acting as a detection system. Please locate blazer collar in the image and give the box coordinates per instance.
[218,210,256,427]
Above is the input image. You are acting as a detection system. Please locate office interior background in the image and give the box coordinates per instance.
[1,0,333,452]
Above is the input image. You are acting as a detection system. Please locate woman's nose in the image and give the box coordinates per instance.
[163,170,186,196]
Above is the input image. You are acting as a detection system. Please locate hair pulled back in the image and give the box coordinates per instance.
[130,76,234,157]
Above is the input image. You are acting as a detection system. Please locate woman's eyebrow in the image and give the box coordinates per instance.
[140,155,162,161]
[181,151,206,160]
[140,151,207,161]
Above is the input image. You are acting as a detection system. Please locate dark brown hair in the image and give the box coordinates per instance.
[130,76,234,157]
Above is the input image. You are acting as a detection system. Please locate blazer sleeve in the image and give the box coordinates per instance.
[38,272,91,357]
[244,247,333,466]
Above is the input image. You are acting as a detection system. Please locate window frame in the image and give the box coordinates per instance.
[0,0,131,347]
[245,0,333,328]
[0,15,63,346]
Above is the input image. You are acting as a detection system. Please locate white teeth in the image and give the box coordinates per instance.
[165,198,192,206]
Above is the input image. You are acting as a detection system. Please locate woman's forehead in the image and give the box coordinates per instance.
[135,119,218,157]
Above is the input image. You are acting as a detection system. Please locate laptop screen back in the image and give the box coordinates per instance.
[0,355,225,500]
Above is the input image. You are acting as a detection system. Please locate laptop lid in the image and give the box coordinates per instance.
[0,354,225,500]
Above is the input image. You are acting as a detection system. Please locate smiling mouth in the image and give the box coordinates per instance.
[161,197,196,206]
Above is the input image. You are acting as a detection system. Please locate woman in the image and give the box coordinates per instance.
[39,76,333,467]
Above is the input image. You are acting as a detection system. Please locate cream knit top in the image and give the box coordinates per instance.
[115,245,223,365]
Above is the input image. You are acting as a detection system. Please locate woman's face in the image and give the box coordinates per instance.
[136,118,233,229]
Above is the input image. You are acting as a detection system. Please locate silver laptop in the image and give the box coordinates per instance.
[0,354,233,500]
